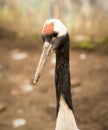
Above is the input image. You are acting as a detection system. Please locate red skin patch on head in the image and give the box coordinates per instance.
[41,23,54,35]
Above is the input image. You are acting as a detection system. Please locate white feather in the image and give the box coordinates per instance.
[55,96,79,130]
[43,19,67,36]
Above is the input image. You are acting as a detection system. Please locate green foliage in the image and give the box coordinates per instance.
[103,37,108,44]
[79,41,96,50]
[0,5,15,23]
[71,36,108,51]
[0,27,17,40]
[72,41,96,51]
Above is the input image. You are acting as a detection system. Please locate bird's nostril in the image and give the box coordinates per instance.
[52,36,56,42]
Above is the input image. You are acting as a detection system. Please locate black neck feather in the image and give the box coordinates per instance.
[55,33,73,114]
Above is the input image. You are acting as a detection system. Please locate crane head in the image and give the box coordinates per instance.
[33,19,67,84]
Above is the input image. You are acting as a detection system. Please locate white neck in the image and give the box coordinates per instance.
[55,96,79,130]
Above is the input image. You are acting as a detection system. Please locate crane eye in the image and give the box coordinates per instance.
[53,32,58,37]
[52,32,58,42]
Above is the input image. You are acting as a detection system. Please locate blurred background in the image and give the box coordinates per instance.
[0,0,108,130]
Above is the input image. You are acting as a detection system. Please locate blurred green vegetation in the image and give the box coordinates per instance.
[71,36,108,51]
[73,41,96,51]
[0,4,38,33]
[0,0,108,51]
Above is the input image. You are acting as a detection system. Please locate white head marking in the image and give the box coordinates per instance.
[43,19,67,36]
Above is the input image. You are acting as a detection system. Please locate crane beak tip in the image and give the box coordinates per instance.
[33,42,52,85]
[32,81,36,85]
[32,75,40,85]
[31,80,36,85]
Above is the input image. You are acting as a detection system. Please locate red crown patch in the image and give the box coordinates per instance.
[41,23,54,35]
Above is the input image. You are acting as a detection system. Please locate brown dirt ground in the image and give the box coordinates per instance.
[0,38,108,130]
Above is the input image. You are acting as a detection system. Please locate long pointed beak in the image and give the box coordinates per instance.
[33,42,52,85]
